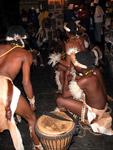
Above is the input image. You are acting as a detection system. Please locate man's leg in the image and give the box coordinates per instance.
[15,95,40,150]
[56,95,83,116]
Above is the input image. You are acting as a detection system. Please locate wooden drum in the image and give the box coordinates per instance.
[35,111,76,150]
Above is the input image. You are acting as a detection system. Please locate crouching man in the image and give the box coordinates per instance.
[56,51,113,135]
[0,25,42,150]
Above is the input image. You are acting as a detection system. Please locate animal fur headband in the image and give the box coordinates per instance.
[6,25,27,41]
[6,25,27,47]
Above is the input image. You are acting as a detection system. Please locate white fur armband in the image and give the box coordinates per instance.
[67,48,78,55]
[55,71,62,91]
[48,52,61,67]
[73,61,87,69]
[28,96,35,105]
[69,80,83,100]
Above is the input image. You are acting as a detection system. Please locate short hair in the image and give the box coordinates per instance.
[67,0,75,5]
[76,51,96,68]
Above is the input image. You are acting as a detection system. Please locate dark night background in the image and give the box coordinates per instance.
[0,0,106,36]
[0,0,20,35]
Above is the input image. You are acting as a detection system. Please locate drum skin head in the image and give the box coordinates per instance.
[36,111,75,136]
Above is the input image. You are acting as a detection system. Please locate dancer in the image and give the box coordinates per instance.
[48,21,102,93]
[0,25,42,150]
[48,21,88,93]
[64,21,102,68]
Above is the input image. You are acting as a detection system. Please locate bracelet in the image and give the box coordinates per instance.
[28,96,35,105]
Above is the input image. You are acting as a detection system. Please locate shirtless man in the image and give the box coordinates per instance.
[0,25,42,150]
[49,21,88,93]
[63,20,102,68]
[57,21,102,93]
[55,21,88,92]
[56,51,113,135]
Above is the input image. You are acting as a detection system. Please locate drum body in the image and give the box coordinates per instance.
[35,111,76,150]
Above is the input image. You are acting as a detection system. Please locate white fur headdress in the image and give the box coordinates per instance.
[67,48,78,55]
[6,25,27,47]
[6,34,27,48]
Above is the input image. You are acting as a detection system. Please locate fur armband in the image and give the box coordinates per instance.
[48,52,61,67]
[55,71,62,91]
[69,80,83,100]
[67,48,78,55]
[70,67,77,80]
[28,96,35,105]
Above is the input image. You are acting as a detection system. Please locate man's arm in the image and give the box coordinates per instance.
[70,53,87,69]
[22,51,35,110]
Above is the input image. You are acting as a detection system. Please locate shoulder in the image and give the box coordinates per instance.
[15,47,33,63]
[16,47,31,56]
[0,44,30,57]
[22,49,33,61]
[65,39,75,47]
[79,73,97,85]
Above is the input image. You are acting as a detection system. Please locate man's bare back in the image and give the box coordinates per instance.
[0,25,42,149]
[0,44,32,80]
[77,71,107,109]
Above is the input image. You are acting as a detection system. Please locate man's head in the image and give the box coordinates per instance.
[6,25,27,47]
[76,51,96,68]
[75,51,96,73]
[67,0,75,9]
[68,3,74,9]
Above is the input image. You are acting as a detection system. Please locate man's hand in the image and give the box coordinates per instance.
[28,96,36,111]
[6,106,12,120]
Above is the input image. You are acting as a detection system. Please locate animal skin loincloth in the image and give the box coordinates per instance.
[0,75,24,150]
[81,103,113,135]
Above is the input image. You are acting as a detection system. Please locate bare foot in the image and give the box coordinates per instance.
[33,143,44,150]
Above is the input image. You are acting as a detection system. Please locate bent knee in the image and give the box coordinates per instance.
[56,96,65,108]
